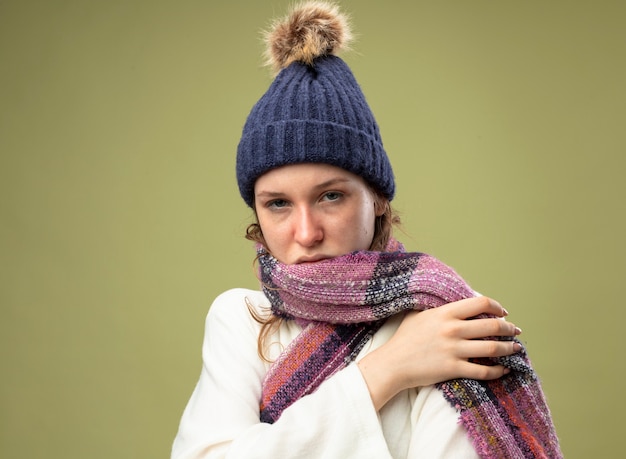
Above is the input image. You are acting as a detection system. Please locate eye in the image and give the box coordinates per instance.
[322,191,343,202]
[267,199,289,209]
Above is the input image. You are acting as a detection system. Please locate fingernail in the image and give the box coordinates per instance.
[513,343,523,352]
[502,308,509,316]
[503,368,511,375]
[515,327,522,335]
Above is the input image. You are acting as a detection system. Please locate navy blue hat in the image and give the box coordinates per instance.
[236,2,395,208]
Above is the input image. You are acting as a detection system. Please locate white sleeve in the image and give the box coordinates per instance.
[171,289,392,459]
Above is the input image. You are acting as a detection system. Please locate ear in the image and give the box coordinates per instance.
[373,194,388,217]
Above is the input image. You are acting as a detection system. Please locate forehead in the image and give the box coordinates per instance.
[254,163,366,191]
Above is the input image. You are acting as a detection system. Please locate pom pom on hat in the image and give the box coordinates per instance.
[236,1,395,208]
[264,1,352,73]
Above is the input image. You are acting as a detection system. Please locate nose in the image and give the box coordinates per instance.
[293,206,323,247]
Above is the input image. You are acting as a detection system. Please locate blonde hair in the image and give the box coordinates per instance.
[245,193,400,361]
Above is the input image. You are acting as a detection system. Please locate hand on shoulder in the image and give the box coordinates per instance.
[357,296,522,411]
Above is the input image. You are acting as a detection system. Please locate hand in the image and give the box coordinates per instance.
[357,296,522,411]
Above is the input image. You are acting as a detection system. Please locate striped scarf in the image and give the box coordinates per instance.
[257,240,562,458]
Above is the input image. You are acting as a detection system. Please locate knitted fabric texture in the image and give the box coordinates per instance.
[258,240,562,459]
[236,55,395,207]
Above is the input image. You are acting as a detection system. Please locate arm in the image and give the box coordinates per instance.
[172,289,393,459]
[358,296,522,411]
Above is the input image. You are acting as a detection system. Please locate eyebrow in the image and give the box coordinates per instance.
[255,176,353,198]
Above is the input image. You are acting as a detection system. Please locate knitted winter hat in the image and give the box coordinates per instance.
[236,1,395,208]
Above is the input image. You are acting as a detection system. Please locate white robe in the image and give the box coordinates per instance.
[172,288,479,459]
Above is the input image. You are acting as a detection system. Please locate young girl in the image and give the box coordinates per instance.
[172,2,561,458]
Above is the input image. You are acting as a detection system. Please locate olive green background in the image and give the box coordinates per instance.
[1,1,624,457]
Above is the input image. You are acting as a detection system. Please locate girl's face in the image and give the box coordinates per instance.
[254,163,383,265]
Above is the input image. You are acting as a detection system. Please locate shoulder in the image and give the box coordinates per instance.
[199,288,272,352]
[211,287,267,306]
[206,288,270,327]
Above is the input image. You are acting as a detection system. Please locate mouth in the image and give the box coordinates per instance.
[294,255,329,264]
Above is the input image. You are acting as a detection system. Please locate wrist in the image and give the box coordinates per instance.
[357,349,404,411]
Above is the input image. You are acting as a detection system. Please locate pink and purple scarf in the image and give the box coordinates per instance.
[257,240,562,458]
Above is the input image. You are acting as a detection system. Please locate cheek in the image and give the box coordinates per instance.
[348,199,377,249]
[256,213,288,255]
